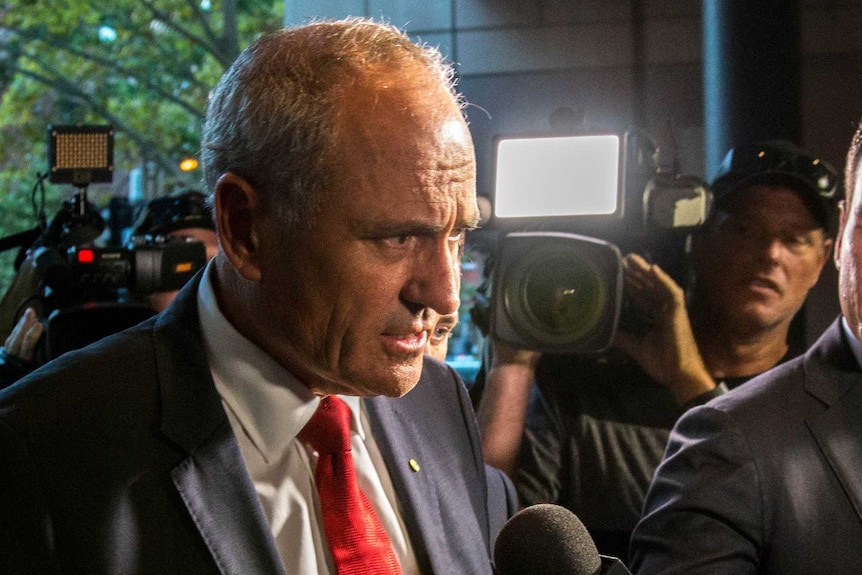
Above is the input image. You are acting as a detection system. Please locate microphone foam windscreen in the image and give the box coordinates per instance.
[493,503,602,575]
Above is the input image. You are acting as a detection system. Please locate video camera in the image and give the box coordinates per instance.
[37,239,206,313]
[0,125,208,361]
[484,128,711,354]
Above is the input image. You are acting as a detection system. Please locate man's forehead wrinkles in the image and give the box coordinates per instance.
[352,196,478,231]
[410,143,473,166]
[415,159,474,177]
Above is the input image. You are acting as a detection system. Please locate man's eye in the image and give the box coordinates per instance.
[432,326,455,341]
[382,234,411,248]
[449,229,466,256]
[784,233,815,250]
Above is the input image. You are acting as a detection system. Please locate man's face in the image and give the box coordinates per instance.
[253,73,478,398]
[691,185,831,334]
[426,311,459,362]
[836,158,862,341]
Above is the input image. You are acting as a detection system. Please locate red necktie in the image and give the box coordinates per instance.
[299,396,404,575]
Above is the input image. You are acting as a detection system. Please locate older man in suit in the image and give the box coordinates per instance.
[629,123,862,573]
[0,18,516,574]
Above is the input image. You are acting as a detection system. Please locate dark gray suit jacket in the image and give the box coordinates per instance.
[0,274,517,574]
[630,318,862,574]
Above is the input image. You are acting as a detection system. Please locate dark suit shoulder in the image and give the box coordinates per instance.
[704,320,853,424]
[2,318,158,398]
[706,354,806,414]
[0,318,164,452]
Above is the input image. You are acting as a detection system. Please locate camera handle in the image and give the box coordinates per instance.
[37,187,105,250]
[0,246,65,342]
[0,187,105,342]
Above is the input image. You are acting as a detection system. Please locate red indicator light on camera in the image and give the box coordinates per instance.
[77,249,95,264]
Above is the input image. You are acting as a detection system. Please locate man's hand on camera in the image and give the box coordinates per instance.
[3,307,44,364]
[489,340,542,372]
[613,253,715,405]
[0,307,44,388]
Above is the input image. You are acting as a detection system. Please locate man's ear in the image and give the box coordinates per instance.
[834,200,848,271]
[812,235,835,289]
[214,173,262,281]
[821,236,835,267]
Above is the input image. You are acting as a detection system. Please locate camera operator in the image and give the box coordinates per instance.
[0,190,217,389]
[133,191,219,312]
[476,139,837,561]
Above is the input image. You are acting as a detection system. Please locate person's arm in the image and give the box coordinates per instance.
[629,405,762,574]
[475,341,541,479]
[613,254,717,406]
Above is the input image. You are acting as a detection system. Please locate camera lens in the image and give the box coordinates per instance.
[494,232,622,353]
[504,246,608,344]
[520,253,606,339]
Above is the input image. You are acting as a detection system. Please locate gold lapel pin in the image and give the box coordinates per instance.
[409,458,421,472]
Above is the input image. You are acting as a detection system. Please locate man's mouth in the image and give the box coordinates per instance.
[382,330,429,354]
[748,276,781,294]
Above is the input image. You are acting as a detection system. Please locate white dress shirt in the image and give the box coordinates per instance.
[196,262,419,575]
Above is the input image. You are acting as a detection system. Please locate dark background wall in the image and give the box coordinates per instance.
[285,0,862,345]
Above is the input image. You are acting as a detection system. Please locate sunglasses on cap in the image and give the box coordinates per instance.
[713,141,839,200]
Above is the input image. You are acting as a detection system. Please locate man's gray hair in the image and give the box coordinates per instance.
[201,17,460,231]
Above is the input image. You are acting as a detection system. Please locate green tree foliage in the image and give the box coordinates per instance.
[0,0,283,292]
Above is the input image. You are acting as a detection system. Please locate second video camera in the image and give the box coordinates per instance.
[57,240,206,308]
[487,130,710,354]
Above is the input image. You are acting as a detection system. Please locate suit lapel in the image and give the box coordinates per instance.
[171,423,287,575]
[365,360,495,575]
[805,320,862,524]
[154,275,286,575]
[365,395,450,575]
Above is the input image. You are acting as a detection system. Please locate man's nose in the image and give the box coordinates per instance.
[402,241,461,316]
[756,235,784,264]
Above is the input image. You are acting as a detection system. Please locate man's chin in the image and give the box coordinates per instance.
[379,362,424,397]
[339,358,424,398]
[734,304,792,332]
[384,355,429,396]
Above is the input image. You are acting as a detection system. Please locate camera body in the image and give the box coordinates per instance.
[39,239,206,359]
[0,125,212,370]
[0,196,208,362]
[486,129,710,354]
[62,241,206,306]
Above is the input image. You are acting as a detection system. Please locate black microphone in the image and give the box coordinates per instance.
[493,503,632,575]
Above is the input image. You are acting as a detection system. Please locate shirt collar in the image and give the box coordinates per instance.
[196,261,365,463]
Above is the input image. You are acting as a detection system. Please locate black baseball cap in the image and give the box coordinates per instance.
[709,140,839,229]
[133,190,215,237]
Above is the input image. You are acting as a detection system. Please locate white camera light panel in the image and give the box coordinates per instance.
[495,135,620,219]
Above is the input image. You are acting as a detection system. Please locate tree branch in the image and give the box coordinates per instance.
[182,0,224,55]
[5,25,210,114]
[140,0,232,67]
[14,65,180,178]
